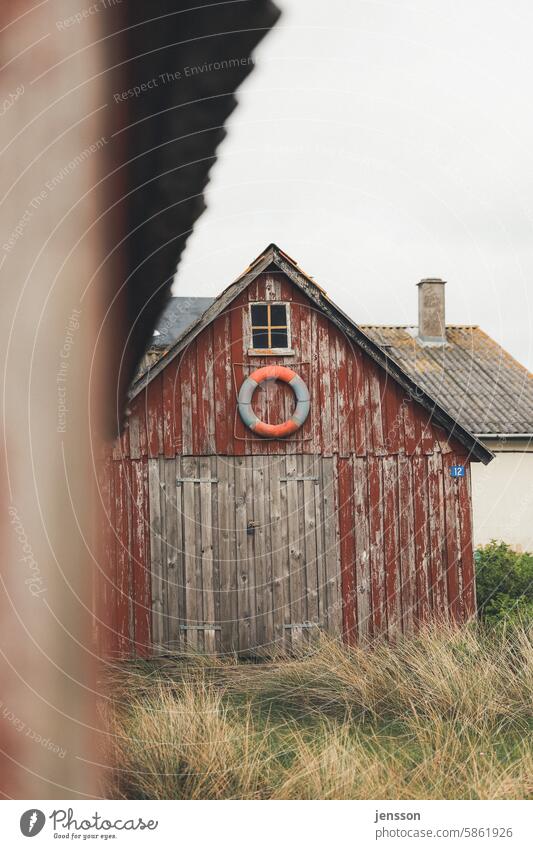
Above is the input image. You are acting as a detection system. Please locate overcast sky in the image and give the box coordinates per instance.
[174,0,533,371]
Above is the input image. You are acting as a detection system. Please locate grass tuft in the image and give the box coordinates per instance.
[101,622,533,799]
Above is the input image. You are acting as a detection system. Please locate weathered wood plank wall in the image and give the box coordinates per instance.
[99,447,474,656]
[98,270,476,656]
[106,272,462,461]
[141,455,342,655]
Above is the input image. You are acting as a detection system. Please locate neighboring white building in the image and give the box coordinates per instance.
[363,279,533,553]
[469,440,533,552]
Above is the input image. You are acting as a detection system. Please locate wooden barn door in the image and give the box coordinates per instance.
[148,455,342,655]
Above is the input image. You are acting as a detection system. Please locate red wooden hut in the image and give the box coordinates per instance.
[98,244,492,657]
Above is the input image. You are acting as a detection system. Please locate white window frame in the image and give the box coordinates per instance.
[248,301,294,355]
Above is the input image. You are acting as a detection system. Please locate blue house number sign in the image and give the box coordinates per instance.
[450,465,465,478]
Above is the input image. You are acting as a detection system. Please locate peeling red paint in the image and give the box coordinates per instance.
[99,271,477,656]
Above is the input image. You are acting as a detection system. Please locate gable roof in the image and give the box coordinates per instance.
[130,244,493,464]
[362,326,533,438]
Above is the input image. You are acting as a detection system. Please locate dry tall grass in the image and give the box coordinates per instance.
[101,623,533,800]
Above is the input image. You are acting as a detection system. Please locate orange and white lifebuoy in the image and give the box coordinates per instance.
[238,365,310,438]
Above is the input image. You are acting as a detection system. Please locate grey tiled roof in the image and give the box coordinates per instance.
[361,326,533,436]
[151,296,214,348]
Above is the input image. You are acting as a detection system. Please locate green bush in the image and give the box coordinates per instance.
[475,542,533,623]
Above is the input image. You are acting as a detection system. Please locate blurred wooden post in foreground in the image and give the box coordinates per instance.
[0,1,113,798]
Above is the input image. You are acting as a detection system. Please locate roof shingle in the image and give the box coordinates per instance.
[361,326,533,436]
[151,297,214,348]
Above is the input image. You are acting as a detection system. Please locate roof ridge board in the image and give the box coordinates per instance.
[360,324,480,330]
[360,325,415,330]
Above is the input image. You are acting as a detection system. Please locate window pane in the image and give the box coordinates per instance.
[251,304,268,327]
[252,328,269,348]
[270,304,287,326]
[270,329,288,348]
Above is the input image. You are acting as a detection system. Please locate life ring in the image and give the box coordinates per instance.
[238,365,310,438]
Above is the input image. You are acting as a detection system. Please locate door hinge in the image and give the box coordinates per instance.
[176,478,219,485]
[280,476,319,482]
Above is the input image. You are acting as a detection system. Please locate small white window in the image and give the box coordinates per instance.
[250,303,291,351]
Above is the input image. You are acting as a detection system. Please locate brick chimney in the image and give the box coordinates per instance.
[417,278,446,344]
